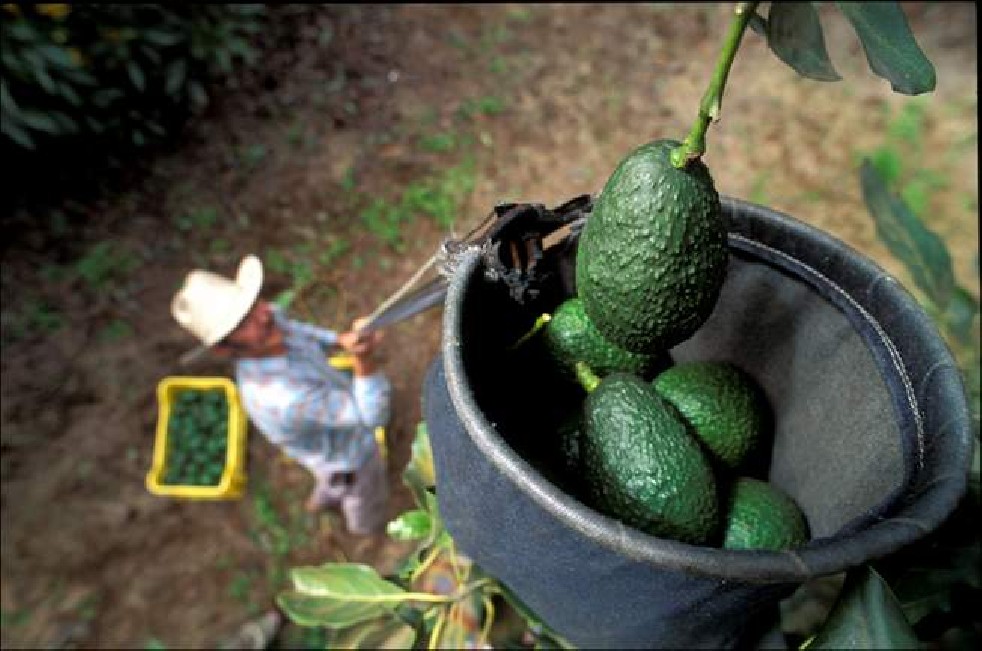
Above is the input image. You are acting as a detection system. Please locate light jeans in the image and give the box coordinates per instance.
[306,447,389,535]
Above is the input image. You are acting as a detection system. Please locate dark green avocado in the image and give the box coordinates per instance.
[576,139,727,354]
[580,371,719,545]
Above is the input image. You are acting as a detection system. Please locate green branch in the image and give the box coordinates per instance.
[671,2,760,168]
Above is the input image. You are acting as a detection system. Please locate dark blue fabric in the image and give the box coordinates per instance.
[421,197,973,649]
[426,359,794,649]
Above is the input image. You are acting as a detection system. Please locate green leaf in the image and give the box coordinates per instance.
[386,509,433,541]
[37,44,74,69]
[188,80,208,108]
[126,60,146,91]
[56,81,82,106]
[765,2,841,82]
[278,564,410,629]
[834,2,936,95]
[807,566,920,649]
[859,159,954,310]
[277,590,392,630]
[165,59,187,96]
[408,421,435,488]
[143,30,182,47]
[942,287,979,348]
[18,109,60,134]
[291,563,407,602]
[329,616,417,649]
[1,116,35,149]
[403,422,436,511]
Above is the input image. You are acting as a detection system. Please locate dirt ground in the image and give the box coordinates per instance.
[1,3,977,648]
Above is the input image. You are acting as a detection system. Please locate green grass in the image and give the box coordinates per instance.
[76,241,139,291]
[98,319,133,342]
[246,479,312,596]
[489,56,509,75]
[359,158,477,248]
[860,101,966,223]
[265,247,315,288]
[749,172,770,206]
[887,100,927,147]
[240,143,268,169]
[418,132,456,153]
[458,95,506,120]
[175,206,219,232]
[0,608,32,629]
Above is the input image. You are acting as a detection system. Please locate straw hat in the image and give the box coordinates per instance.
[172,255,263,363]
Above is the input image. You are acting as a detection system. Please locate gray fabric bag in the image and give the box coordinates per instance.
[422,196,973,649]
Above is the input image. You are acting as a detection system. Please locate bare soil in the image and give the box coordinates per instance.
[1,4,976,648]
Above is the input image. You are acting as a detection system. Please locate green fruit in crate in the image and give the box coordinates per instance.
[652,361,766,472]
[541,297,659,379]
[575,139,727,354]
[722,477,809,551]
[581,371,719,545]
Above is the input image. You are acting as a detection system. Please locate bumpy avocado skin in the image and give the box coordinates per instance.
[542,297,658,379]
[581,373,719,545]
[576,139,727,354]
[653,361,766,472]
[722,477,810,551]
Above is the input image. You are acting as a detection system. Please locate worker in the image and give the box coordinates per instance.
[171,254,391,535]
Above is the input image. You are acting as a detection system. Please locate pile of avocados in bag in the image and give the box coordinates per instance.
[503,0,939,551]
[517,138,809,551]
[163,389,229,487]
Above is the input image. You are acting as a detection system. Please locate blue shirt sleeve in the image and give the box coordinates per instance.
[284,316,338,349]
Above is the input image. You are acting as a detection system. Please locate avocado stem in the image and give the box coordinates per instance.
[670,2,760,168]
[575,361,601,393]
[509,313,552,350]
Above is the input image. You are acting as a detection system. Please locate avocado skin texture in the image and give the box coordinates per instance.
[576,139,727,354]
[653,362,765,472]
[723,477,809,551]
[542,297,658,379]
[581,373,719,545]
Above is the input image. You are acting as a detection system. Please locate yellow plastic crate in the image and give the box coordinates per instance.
[146,376,247,500]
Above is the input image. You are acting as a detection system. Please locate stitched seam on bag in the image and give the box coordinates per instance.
[728,232,926,475]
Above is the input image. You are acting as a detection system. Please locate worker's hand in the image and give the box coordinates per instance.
[337,316,383,373]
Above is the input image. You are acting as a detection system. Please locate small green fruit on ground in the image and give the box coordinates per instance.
[652,361,766,472]
[576,139,727,354]
[723,477,809,551]
[581,372,719,545]
[542,297,659,379]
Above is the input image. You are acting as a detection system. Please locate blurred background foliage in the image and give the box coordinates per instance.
[1,3,266,192]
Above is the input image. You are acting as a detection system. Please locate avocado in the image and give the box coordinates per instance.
[580,369,719,545]
[722,477,809,551]
[541,297,662,379]
[652,361,766,473]
[575,139,727,354]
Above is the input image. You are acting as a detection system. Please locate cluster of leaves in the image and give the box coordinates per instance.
[162,389,229,487]
[748,2,935,96]
[0,3,265,154]
[277,423,571,649]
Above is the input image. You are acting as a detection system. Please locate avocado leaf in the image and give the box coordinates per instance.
[763,2,841,82]
[859,159,955,312]
[278,564,408,628]
[806,565,920,649]
[834,2,936,95]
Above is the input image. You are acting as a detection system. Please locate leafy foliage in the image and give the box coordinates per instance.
[804,567,921,649]
[278,423,572,649]
[0,4,265,154]
[755,2,840,82]
[751,2,935,95]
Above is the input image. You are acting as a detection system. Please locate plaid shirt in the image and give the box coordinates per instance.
[234,309,391,472]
